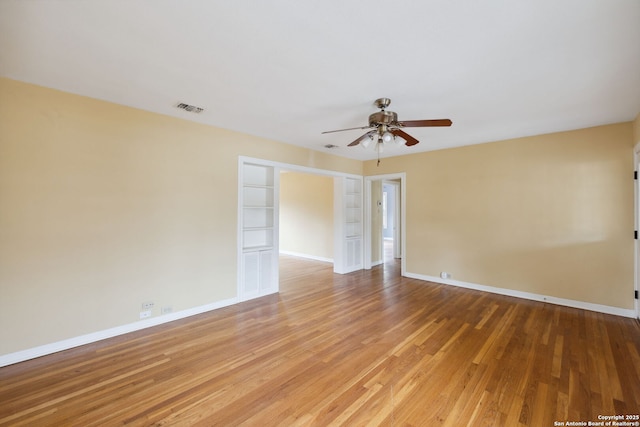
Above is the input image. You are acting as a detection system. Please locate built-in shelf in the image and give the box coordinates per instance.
[241,163,276,251]
[243,187,274,209]
[239,161,278,301]
[334,176,363,273]
[242,245,273,252]
[243,163,274,187]
[345,177,362,238]
[243,208,274,230]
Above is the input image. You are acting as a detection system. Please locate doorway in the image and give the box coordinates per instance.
[279,170,334,264]
[382,180,401,262]
[237,156,364,301]
[364,173,406,275]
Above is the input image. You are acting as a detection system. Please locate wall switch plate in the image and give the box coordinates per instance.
[139,310,152,319]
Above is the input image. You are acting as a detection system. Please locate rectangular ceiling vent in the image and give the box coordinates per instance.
[175,102,205,114]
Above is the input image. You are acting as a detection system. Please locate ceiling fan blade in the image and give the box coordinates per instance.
[391,129,419,146]
[348,131,375,147]
[398,119,452,127]
[322,125,372,134]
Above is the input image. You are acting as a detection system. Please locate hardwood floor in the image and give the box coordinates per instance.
[1,256,639,426]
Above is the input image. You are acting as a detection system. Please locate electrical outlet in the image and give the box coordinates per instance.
[139,310,152,319]
[161,306,173,315]
[440,272,451,279]
[141,301,154,311]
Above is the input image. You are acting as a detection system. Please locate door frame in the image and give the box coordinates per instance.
[364,173,406,276]
[237,156,364,301]
[634,143,640,319]
[383,179,402,259]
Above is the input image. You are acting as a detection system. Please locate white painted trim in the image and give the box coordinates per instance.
[383,180,402,259]
[0,297,238,368]
[363,178,372,269]
[240,155,362,280]
[333,176,364,274]
[634,142,640,319]
[279,250,333,264]
[400,177,406,276]
[405,272,637,319]
[237,158,245,303]
[364,173,406,276]
[237,159,280,303]
[366,179,383,265]
[238,156,362,179]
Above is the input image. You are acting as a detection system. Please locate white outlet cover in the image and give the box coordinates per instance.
[139,310,152,319]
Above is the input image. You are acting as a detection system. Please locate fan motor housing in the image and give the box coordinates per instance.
[369,110,397,126]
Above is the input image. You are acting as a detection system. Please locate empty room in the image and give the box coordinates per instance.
[1,1,639,426]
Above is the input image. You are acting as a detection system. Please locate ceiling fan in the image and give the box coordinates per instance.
[322,98,452,151]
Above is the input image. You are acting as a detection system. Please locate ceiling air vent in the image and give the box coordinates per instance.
[175,102,205,114]
[324,144,340,149]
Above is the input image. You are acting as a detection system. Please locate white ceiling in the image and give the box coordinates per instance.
[1,0,639,161]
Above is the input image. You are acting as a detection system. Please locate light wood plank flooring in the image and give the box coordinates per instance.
[1,256,639,426]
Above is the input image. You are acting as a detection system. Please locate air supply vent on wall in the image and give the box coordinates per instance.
[175,102,205,114]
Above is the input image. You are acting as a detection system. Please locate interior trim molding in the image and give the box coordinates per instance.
[633,141,640,320]
[363,173,407,276]
[0,297,238,368]
[279,250,333,264]
[405,272,637,319]
[4,270,634,368]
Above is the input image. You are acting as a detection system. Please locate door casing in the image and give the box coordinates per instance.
[363,173,406,276]
[237,156,365,301]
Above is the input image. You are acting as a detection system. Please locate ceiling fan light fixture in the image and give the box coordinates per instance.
[382,131,394,143]
[321,98,452,154]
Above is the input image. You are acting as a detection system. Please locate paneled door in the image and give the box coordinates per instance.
[238,161,279,301]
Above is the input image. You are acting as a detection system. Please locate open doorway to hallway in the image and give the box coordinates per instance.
[364,173,405,274]
[382,180,401,263]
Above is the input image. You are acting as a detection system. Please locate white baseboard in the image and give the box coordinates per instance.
[371,259,383,267]
[4,274,634,368]
[0,297,238,368]
[405,272,637,319]
[279,250,333,263]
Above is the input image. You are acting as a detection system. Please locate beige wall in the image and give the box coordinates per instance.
[1,76,636,358]
[364,123,635,309]
[279,171,333,260]
[0,78,361,355]
[634,113,640,145]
